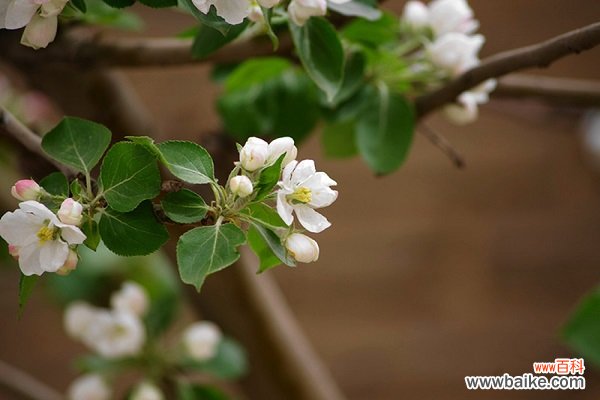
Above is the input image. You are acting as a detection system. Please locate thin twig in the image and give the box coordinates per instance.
[0,360,64,400]
[416,22,600,118]
[419,123,465,168]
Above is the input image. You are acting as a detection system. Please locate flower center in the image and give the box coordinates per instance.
[36,226,56,244]
[288,187,312,204]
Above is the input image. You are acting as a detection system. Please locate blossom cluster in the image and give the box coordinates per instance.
[234,136,338,263]
[0,181,86,276]
[65,281,225,400]
[401,0,496,124]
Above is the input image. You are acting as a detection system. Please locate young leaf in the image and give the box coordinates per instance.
[289,17,345,101]
[192,21,248,59]
[99,202,169,256]
[18,274,38,316]
[161,189,208,223]
[563,287,600,365]
[240,203,287,231]
[99,142,161,212]
[253,154,284,201]
[356,84,415,174]
[39,172,69,197]
[247,226,281,272]
[157,141,215,184]
[81,218,101,251]
[176,223,245,290]
[70,179,83,199]
[249,222,294,271]
[42,117,112,174]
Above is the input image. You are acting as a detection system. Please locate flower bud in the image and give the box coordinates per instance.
[427,32,483,76]
[58,198,84,226]
[67,374,111,400]
[240,137,269,171]
[288,0,327,26]
[110,281,149,317]
[402,1,429,29]
[285,233,319,263]
[248,4,264,22]
[8,244,19,260]
[20,14,58,50]
[229,175,254,198]
[267,137,297,167]
[428,0,478,36]
[182,321,222,361]
[64,301,97,339]
[57,248,78,276]
[131,381,164,400]
[11,179,41,201]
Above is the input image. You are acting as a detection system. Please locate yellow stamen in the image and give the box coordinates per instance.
[37,226,56,244]
[288,187,312,204]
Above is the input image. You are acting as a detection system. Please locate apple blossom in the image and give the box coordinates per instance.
[191,0,252,25]
[229,175,254,198]
[402,1,429,29]
[428,0,478,36]
[64,301,98,339]
[443,79,496,125]
[0,201,86,276]
[57,198,84,226]
[276,160,337,233]
[427,32,484,76]
[267,137,297,167]
[131,382,164,400]
[182,321,222,361]
[82,310,146,358]
[110,281,149,317]
[20,12,57,49]
[239,137,269,171]
[67,374,111,400]
[288,0,327,26]
[11,179,41,201]
[285,233,319,263]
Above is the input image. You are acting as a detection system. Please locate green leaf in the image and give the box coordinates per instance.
[161,189,208,223]
[191,337,248,379]
[77,0,143,30]
[327,0,382,21]
[240,202,287,230]
[42,117,112,175]
[99,202,169,256]
[179,0,233,35]
[253,154,284,201]
[329,51,366,106]
[99,142,161,212]
[342,12,399,48]
[138,0,176,7]
[125,136,163,159]
[39,172,69,197]
[71,0,87,12]
[247,226,281,272]
[356,84,415,174]
[18,274,38,316]
[102,0,135,8]
[322,120,358,159]
[70,179,83,199]
[563,288,600,366]
[224,57,291,92]
[192,21,248,59]
[249,223,294,271]
[81,218,101,251]
[177,383,230,400]
[289,17,345,101]
[177,223,245,290]
[157,141,215,184]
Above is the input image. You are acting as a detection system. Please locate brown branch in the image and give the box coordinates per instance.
[0,360,64,400]
[416,22,600,118]
[418,124,465,168]
[495,74,600,107]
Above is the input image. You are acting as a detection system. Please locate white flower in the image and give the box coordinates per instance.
[83,310,146,358]
[427,32,484,76]
[1,0,68,49]
[239,137,269,171]
[229,175,254,198]
[131,382,164,400]
[285,233,319,263]
[0,201,86,276]
[11,179,41,201]
[276,160,337,233]
[288,0,326,26]
[427,0,478,36]
[110,281,149,317]
[443,79,496,125]
[402,1,429,29]
[191,0,252,25]
[64,301,98,339]
[67,374,111,400]
[57,198,84,226]
[182,321,222,361]
[20,12,56,49]
[267,137,297,167]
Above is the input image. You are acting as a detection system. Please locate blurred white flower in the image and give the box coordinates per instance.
[191,0,252,25]
[402,1,429,29]
[58,198,84,226]
[84,310,146,358]
[428,0,478,36]
[229,175,254,198]
[288,0,327,26]
[182,321,222,361]
[131,381,164,400]
[239,137,269,171]
[64,301,98,339]
[0,201,86,276]
[67,374,111,400]
[276,160,338,233]
[285,233,319,263]
[427,32,484,76]
[267,137,298,167]
[110,281,149,317]
[443,79,496,125]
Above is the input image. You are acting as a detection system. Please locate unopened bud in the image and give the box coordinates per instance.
[229,175,253,198]
[11,179,41,201]
[267,137,297,167]
[57,249,78,275]
[58,198,84,226]
[285,233,319,263]
[239,137,269,171]
[130,381,164,400]
[182,321,222,361]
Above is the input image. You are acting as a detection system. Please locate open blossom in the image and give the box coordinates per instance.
[443,79,496,125]
[58,198,84,226]
[0,201,86,276]
[82,310,146,358]
[428,0,478,36]
[64,301,98,339]
[229,175,253,198]
[110,281,149,317]
[131,382,164,400]
[11,179,41,201]
[427,32,484,76]
[182,321,222,361]
[276,160,337,233]
[191,0,279,25]
[285,233,319,263]
[67,374,111,400]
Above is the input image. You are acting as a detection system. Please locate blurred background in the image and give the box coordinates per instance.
[1,1,600,399]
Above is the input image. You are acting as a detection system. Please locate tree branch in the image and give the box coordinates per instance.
[416,22,600,118]
[0,360,64,400]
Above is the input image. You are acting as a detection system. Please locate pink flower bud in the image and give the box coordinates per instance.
[8,245,19,260]
[57,249,78,276]
[58,198,84,226]
[11,179,41,201]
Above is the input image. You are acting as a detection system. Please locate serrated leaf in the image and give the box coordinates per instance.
[157,141,215,185]
[99,142,161,213]
[161,189,208,223]
[39,172,69,197]
[289,17,345,101]
[125,136,163,160]
[356,84,414,174]
[99,202,169,256]
[253,154,284,201]
[191,20,248,59]
[177,223,245,290]
[42,117,112,174]
[18,274,38,316]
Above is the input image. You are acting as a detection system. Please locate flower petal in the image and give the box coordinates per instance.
[58,224,86,245]
[19,200,56,221]
[276,191,294,225]
[0,210,40,246]
[18,243,44,276]
[281,160,297,185]
[39,240,68,272]
[295,205,331,233]
[213,0,251,24]
[291,160,316,186]
[5,0,38,29]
